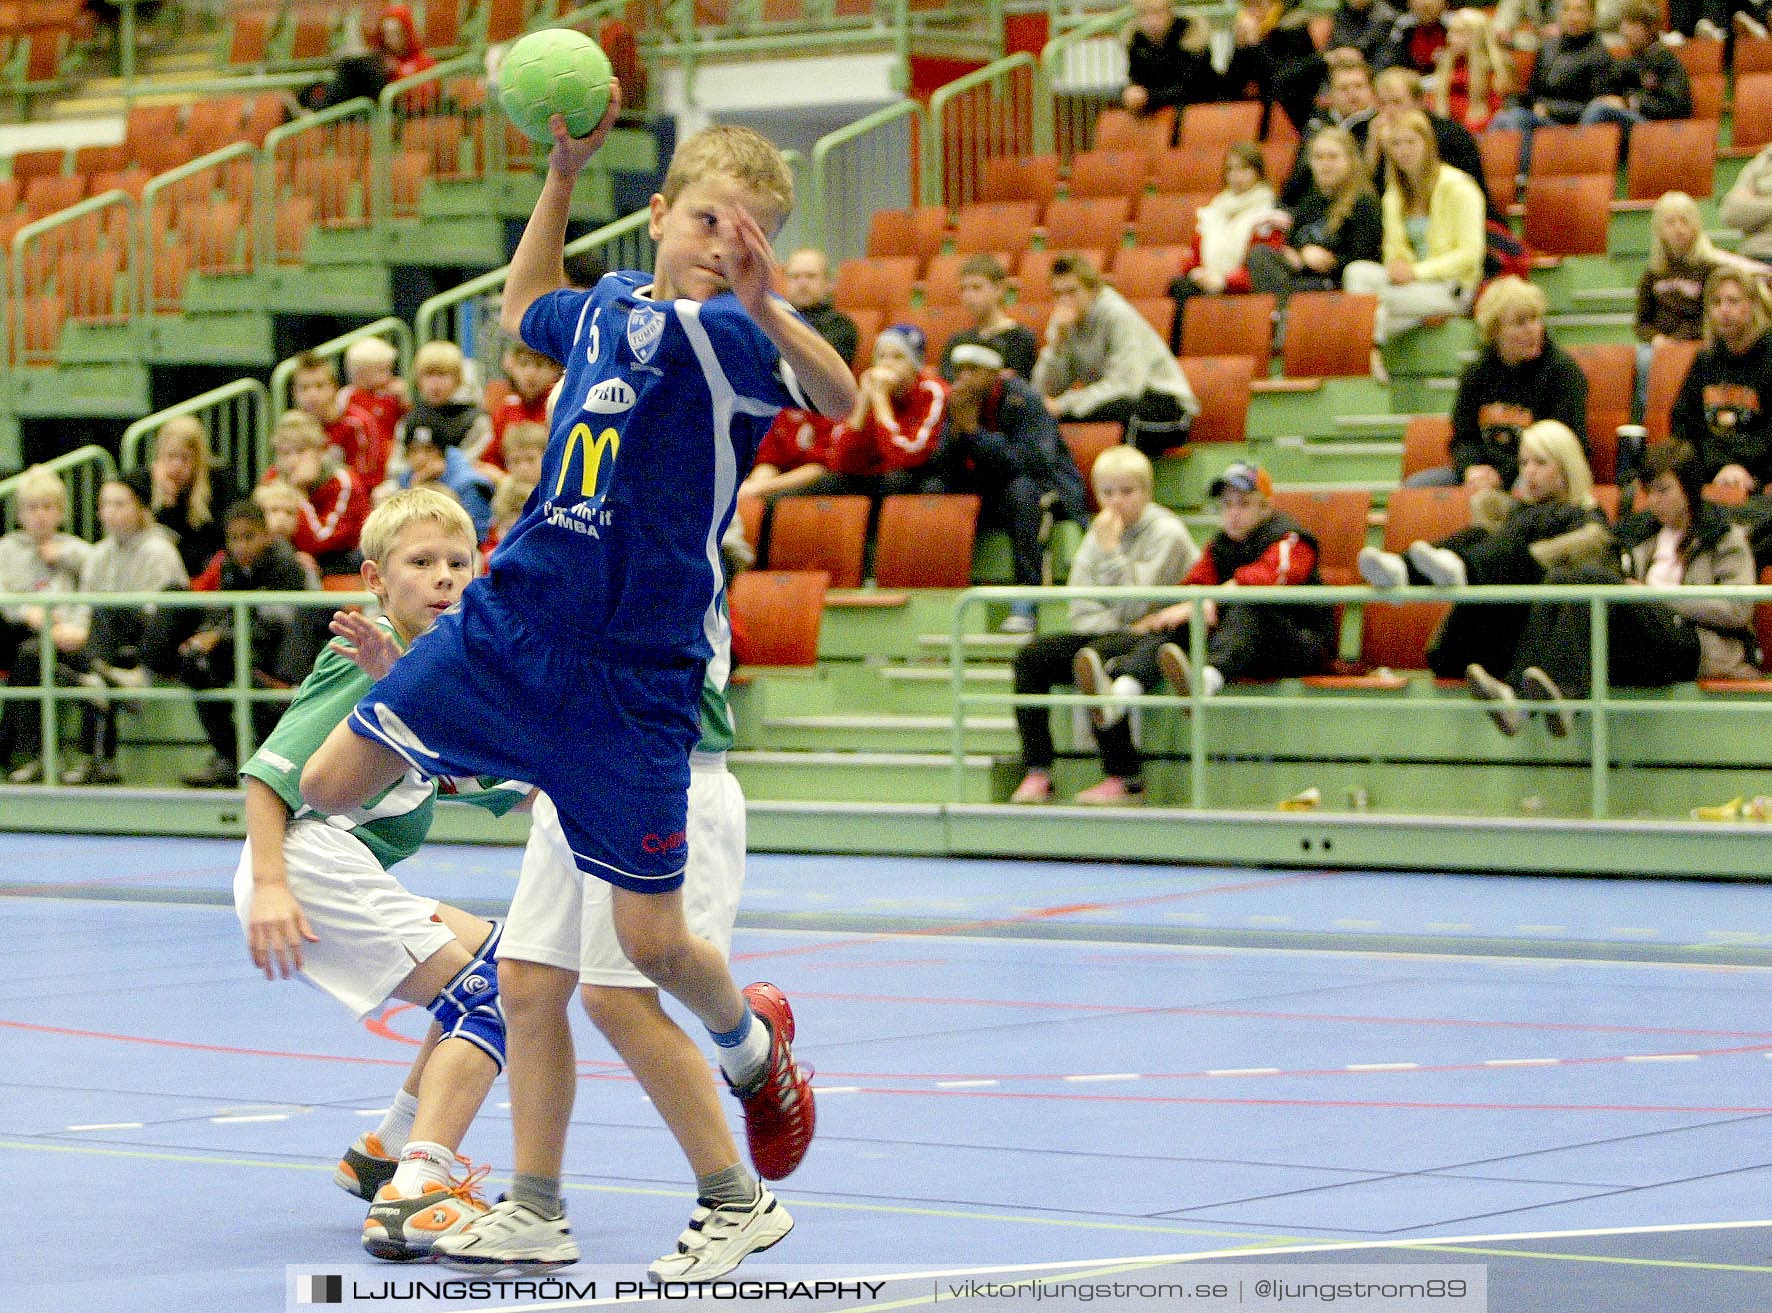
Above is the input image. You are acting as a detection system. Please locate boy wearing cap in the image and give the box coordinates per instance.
[830,323,948,489]
[937,344,1091,630]
[1070,461,1336,804]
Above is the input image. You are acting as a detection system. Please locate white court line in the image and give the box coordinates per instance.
[210,1113,288,1124]
[936,1079,998,1088]
[1484,1057,1560,1067]
[1346,1063,1419,1072]
[1206,1068,1282,1077]
[812,1085,861,1094]
[1624,1054,1700,1063]
[354,1107,388,1117]
[65,1122,142,1131]
[1062,1073,1140,1083]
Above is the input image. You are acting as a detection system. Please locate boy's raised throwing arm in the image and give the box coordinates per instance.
[724,206,858,419]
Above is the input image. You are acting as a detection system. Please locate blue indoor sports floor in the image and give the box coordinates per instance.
[3,834,1771,1311]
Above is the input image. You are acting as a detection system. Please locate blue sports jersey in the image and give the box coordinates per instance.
[502,273,805,659]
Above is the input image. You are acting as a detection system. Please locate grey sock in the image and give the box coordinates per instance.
[510,1172,564,1220]
[696,1161,760,1208]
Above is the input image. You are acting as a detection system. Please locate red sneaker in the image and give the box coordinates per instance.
[734,982,815,1180]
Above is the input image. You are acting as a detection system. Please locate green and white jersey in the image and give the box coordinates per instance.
[696,601,734,754]
[241,616,525,869]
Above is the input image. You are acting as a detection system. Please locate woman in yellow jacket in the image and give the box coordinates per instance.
[1343,109,1486,341]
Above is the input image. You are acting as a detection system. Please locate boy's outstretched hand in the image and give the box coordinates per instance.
[330,610,400,682]
[546,79,623,177]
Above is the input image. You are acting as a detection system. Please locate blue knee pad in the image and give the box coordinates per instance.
[429,922,505,1071]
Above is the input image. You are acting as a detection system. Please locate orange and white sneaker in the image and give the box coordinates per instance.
[733,983,816,1180]
[362,1157,490,1262]
[333,1132,398,1202]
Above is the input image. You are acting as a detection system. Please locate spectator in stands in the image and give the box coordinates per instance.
[292,352,387,486]
[1247,126,1384,307]
[1007,446,1198,803]
[939,255,1039,382]
[782,249,860,368]
[1343,109,1487,341]
[1369,66,1496,219]
[1360,419,1610,684]
[265,411,371,574]
[142,499,317,788]
[931,343,1092,632]
[397,431,495,542]
[1034,253,1201,455]
[1489,0,1614,169]
[1672,267,1772,494]
[499,419,546,492]
[1476,441,1760,735]
[1231,0,1326,135]
[1378,0,1450,75]
[1581,0,1690,136]
[1432,8,1512,133]
[830,324,949,492]
[1165,143,1281,345]
[337,336,409,480]
[1122,0,1208,120]
[130,416,226,579]
[391,340,494,474]
[1070,460,1336,804]
[1329,0,1401,69]
[301,4,435,111]
[0,466,92,784]
[1494,0,1624,47]
[59,477,191,786]
[483,341,563,472]
[1722,142,1772,265]
[1282,50,1379,205]
[1415,276,1589,488]
[251,481,322,587]
[483,470,534,562]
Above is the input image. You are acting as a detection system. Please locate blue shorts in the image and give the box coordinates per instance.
[348,582,703,892]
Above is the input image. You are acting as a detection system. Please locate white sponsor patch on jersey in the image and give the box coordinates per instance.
[582,377,637,414]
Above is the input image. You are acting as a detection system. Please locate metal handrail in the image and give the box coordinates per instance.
[0,589,373,785]
[0,446,117,540]
[119,379,272,493]
[949,580,1772,819]
[8,190,141,364]
[141,141,261,318]
[269,317,414,423]
[808,99,928,254]
[926,51,1038,208]
[1035,4,1130,156]
[256,95,378,256]
[372,54,485,222]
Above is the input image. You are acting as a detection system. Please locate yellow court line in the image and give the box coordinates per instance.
[1411,1243,1772,1274]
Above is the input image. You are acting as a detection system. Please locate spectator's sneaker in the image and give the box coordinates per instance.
[647,1187,795,1282]
[1157,642,1191,695]
[1520,666,1572,738]
[362,1159,490,1262]
[733,982,816,1180]
[999,607,1037,635]
[334,1131,398,1202]
[6,759,43,785]
[1075,776,1144,806]
[432,1198,578,1271]
[181,754,239,789]
[1009,771,1053,804]
[1357,547,1408,589]
[59,757,121,785]
[1696,16,1727,38]
[1407,540,1467,588]
[1741,12,1769,38]
[1072,647,1112,727]
[1465,664,1524,737]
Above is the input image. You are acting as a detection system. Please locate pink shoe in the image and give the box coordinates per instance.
[1074,777,1143,806]
[1009,771,1053,803]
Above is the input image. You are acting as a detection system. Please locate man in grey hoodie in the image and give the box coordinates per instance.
[1033,253,1201,455]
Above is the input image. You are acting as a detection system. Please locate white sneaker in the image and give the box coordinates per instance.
[1072,647,1112,727]
[648,1187,795,1282]
[1357,546,1408,589]
[1696,17,1726,39]
[1407,540,1467,587]
[1741,11,1770,37]
[433,1197,579,1271]
[1465,664,1524,737]
[998,610,1036,634]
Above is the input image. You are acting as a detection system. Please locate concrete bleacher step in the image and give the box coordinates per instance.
[8,361,149,418]
[728,749,997,804]
[914,631,1030,659]
[754,712,1017,755]
[145,308,274,367]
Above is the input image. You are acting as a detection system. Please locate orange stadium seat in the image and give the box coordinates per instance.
[1041,195,1131,260]
[730,571,830,667]
[979,153,1061,207]
[1109,244,1187,298]
[1059,423,1122,508]
[1179,293,1275,361]
[866,205,948,265]
[1150,147,1223,196]
[1178,100,1263,152]
[872,494,981,588]
[1129,191,1205,246]
[1624,119,1718,201]
[1281,292,1377,379]
[1402,414,1454,481]
[1066,147,1151,199]
[1178,355,1256,447]
[766,495,870,588]
[1526,123,1620,179]
[832,256,916,316]
[1522,174,1612,257]
[1094,105,1174,152]
[1271,489,1372,585]
[951,201,1040,255]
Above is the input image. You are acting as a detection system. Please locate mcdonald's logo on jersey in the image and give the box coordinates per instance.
[555,422,621,501]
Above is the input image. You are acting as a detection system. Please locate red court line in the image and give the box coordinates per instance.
[815,1086,1772,1114]
[0,1017,409,1067]
[731,871,1339,963]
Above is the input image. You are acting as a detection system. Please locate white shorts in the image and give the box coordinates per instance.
[502,756,745,986]
[232,818,455,1019]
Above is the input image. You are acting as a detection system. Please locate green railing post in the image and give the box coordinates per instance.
[1590,594,1611,820]
[10,190,141,363]
[375,53,485,222]
[121,380,272,494]
[1038,5,1134,161]
[808,100,927,263]
[141,142,261,319]
[258,96,378,260]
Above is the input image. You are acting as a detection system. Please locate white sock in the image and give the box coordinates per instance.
[389,1140,454,1196]
[372,1088,420,1153]
[712,1010,774,1091]
[1202,666,1224,697]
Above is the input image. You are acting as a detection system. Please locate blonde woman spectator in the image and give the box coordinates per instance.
[1247,126,1383,303]
[1007,446,1198,804]
[1,467,93,782]
[1343,109,1485,340]
[130,415,225,578]
[1670,267,1772,493]
[1431,8,1510,132]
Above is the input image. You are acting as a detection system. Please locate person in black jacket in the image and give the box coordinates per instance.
[1489,0,1616,169]
[1579,0,1691,137]
[1414,276,1590,488]
[1233,0,1326,135]
[143,500,318,787]
[1330,0,1400,69]
[1371,66,1501,221]
[782,248,860,370]
[930,344,1091,632]
[1122,0,1206,120]
[1671,266,1772,495]
[1249,126,1384,308]
[1280,50,1378,206]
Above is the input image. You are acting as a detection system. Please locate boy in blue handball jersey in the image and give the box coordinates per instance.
[238,488,528,1261]
[299,84,855,1267]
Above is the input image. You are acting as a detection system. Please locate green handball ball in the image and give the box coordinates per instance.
[499,29,614,146]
